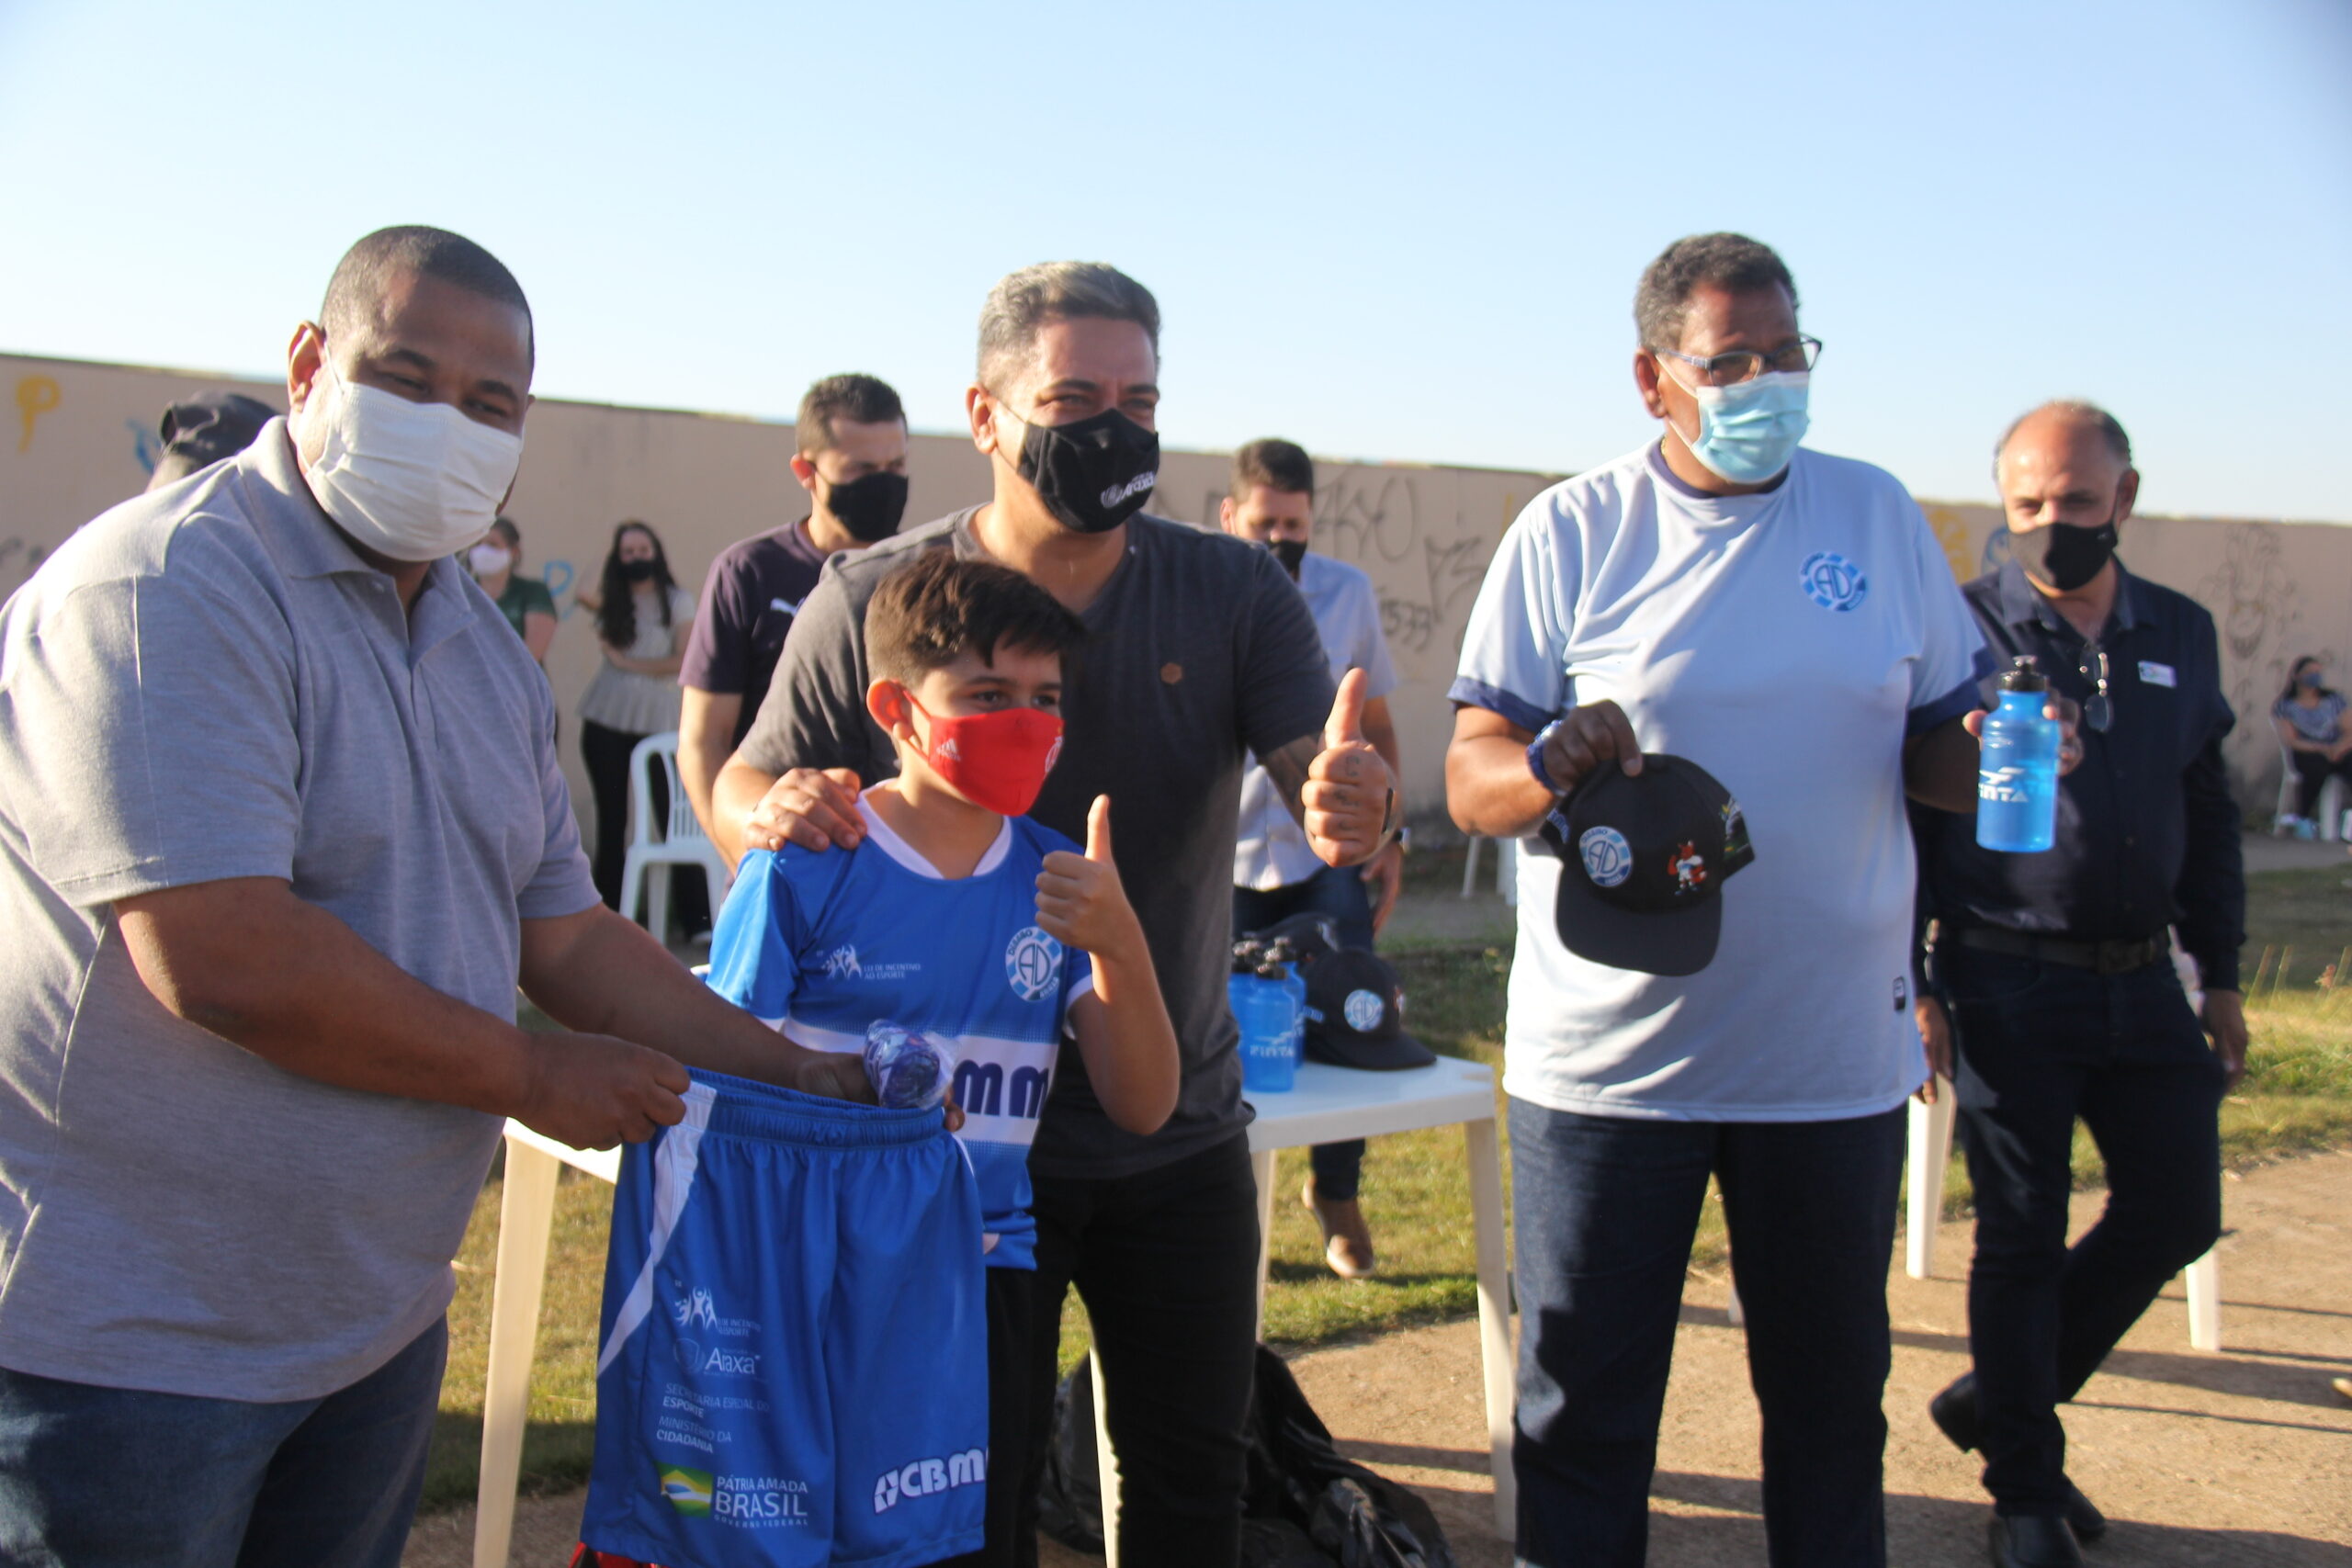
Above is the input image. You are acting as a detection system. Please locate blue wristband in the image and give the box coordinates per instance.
[1527,720,1565,794]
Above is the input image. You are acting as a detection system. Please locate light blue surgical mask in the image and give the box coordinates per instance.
[1668,368,1810,485]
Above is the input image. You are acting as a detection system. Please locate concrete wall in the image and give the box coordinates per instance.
[7,352,2346,839]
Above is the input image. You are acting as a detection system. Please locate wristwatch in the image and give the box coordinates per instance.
[1527,719,1566,795]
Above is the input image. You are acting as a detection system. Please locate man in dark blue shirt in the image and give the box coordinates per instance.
[1912,400,2245,1568]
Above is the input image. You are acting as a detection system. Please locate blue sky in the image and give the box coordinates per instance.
[4,0,2347,520]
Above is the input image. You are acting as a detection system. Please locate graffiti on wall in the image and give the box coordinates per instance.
[1187,468,1508,666]
[2196,525,2324,774]
[15,376,61,453]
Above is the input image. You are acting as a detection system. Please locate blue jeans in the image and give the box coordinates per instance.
[1510,1099,1904,1568]
[1234,865,1376,1200]
[0,1320,447,1568]
[1944,945,2225,1516]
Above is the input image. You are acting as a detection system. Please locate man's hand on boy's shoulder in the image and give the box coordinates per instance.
[1035,796,1146,964]
[744,766,866,855]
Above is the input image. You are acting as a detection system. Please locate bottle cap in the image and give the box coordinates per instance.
[1997,656,2048,694]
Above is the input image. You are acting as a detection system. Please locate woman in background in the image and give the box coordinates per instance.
[576,520,705,929]
[2273,654,2352,838]
[467,515,557,665]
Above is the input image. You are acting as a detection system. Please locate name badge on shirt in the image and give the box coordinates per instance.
[2139,660,2177,688]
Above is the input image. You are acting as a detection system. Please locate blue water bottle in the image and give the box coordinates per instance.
[1977,656,2060,852]
[1231,942,1300,1094]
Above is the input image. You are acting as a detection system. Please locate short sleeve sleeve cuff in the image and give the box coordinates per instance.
[1447,676,1555,736]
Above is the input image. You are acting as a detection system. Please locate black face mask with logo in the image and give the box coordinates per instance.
[2010,513,2119,592]
[822,470,910,544]
[1010,405,1159,535]
[1268,538,1308,579]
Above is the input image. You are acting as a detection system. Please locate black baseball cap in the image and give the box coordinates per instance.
[148,391,277,491]
[1532,752,1756,977]
[1300,949,1434,1071]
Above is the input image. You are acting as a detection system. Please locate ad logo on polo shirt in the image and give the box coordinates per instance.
[1005,926,1065,1002]
[1800,551,1868,612]
[1578,826,1633,888]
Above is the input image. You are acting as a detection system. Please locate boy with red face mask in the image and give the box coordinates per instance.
[701,551,1179,1566]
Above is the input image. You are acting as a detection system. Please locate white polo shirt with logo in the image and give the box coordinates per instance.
[1451,442,1988,1122]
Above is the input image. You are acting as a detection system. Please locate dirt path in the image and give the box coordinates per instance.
[410,1147,2352,1567]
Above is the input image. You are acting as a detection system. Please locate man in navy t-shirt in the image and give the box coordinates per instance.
[678,374,911,843]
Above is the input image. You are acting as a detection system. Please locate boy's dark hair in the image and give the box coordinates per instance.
[866,550,1088,687]
[1230,437,1314,501]
[797,373,906,457]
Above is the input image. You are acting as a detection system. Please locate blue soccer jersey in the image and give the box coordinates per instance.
[707,793,1093,1269]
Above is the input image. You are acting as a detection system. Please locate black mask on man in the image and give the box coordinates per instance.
[1011,406,1159,535]
[822,470,909,544]
[2010,513,2119,592]
[1269,538,1308,579]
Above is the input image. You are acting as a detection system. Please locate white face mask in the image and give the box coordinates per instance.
[300,355,525,563]
[468,542,514,577]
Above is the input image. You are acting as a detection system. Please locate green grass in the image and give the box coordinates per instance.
[423,858,2352,1513]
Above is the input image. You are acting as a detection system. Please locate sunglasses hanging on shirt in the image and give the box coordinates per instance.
[2078,642,2113,734]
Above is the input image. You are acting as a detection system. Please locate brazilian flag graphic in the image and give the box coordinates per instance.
[660,1464,715,1517]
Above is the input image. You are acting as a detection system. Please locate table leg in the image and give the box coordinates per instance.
[1090,1350,1121,1568]
[473,1136,561,1568]
[1464,1116,1516,1540]
[1251,1146,1278,1340]
[1905,1082,1954,1280]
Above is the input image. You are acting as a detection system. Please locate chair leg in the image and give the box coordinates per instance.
[618,855,645,926]
[648,863,671,947]
[1461,837,1482,898]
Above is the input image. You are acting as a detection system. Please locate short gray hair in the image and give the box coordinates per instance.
[1995,400,2133,471]
[978,262,1160,389]
[1634,232,1798,352]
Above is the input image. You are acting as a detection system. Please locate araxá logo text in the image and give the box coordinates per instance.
[1098,469,1157,508]
[873,1449,988,1514]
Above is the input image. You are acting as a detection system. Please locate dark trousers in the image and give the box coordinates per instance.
[1510,1098,1905,1568]
[580,718,707,933]
[933,1266,1036,1568]
[0,1321,446,1568]
[1945,944,2225,1515]
[1014,1134,1261,1568]
[2289,747,2352,819]
[1233,867,1374,1200]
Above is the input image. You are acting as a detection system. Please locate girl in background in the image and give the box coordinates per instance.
[576,520,705,929]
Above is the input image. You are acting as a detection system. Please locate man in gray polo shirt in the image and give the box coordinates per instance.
[0,226,866,1567]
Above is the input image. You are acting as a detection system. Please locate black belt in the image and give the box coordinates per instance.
[1954,927,2168,976]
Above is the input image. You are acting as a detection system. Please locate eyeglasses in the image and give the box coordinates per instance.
[2080,643,2113,734]
[1654,336,1824,387]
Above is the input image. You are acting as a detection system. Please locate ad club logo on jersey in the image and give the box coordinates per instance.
[1004,926,1064,1002]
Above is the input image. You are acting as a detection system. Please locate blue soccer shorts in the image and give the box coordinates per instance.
[581,1070,988,1568]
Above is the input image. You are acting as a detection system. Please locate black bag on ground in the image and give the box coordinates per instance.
[1035,1347,1455,1568]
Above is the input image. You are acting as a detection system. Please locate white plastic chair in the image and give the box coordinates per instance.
[1459,835,1519,906]
[616,732,730,945]
[2273,739,2346,840]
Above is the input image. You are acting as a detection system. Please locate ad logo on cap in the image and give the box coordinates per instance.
[1343,989,1385,1031]
[1579,826,1633,887]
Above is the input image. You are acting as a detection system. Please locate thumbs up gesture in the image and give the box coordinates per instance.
[1036,796,1148,965]
[1306,668,1396,867]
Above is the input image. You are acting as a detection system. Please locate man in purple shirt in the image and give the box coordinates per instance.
[678,374,910,846]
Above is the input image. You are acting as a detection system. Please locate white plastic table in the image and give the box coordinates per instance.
[471,1055,1512,1568]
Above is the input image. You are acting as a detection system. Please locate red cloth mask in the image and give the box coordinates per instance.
[905,694,1065,818]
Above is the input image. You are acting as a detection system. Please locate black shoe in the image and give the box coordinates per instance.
[1931,1371,1982,1451]
[2062,1481,2108,1543]
[1990,1513,2086,1568]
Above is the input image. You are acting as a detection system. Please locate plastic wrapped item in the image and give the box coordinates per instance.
[864,1020,956,1111]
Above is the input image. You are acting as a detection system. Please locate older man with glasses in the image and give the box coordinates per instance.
[1910,400,2245,1568]
[1447,233,2079,1568]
